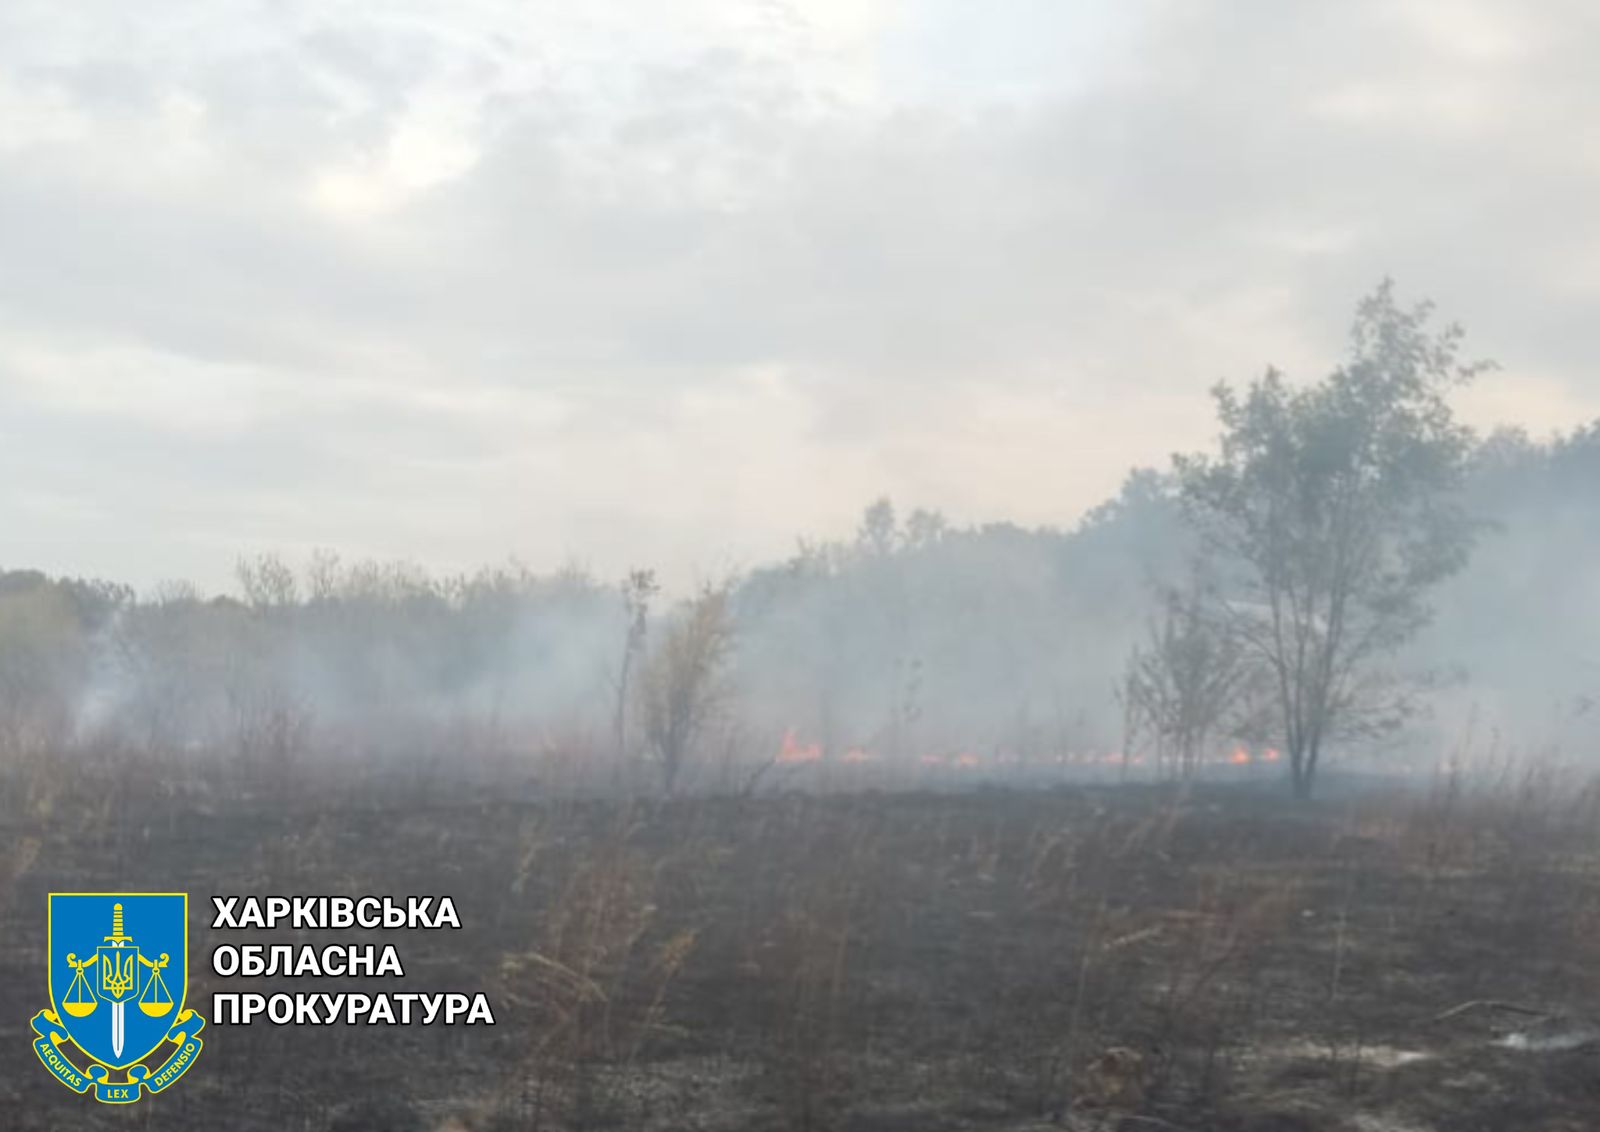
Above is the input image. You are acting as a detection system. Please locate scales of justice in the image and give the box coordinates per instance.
[60,903,173,1059]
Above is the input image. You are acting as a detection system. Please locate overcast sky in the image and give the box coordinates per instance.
[1,0,1597,593]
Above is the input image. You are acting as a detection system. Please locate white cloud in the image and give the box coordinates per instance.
[0,71,90,152]
[0,0,1597,592]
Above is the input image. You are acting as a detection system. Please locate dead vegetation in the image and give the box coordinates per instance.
[2,753,1598,1131]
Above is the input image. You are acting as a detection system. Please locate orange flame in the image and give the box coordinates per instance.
[776,728,822,764]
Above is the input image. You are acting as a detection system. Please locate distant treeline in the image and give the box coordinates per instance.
[1,422,1596,777]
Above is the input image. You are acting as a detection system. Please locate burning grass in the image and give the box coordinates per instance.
[1,758,1597,1130]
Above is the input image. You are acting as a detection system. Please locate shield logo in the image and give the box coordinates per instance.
[46,894,190,1074]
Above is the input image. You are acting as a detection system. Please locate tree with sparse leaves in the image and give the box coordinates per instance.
[1123,577,1251,779]
[1175,282,1488,799]
[639,583,734,795]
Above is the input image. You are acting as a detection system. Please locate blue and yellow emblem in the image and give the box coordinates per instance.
[33,893,205,1104]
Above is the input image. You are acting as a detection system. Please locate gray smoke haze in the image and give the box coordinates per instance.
[2,414,1595,788]
[2,1,1599,593]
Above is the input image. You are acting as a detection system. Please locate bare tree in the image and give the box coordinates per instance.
[638,583,734,795]
[1123,579,1250,779]
[236,553,299,609]
[1175,282,1487,798]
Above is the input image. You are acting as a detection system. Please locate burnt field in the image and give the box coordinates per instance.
[2,764,1598,1132]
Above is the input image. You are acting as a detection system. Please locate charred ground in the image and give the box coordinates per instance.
[2,763,1597,1132]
